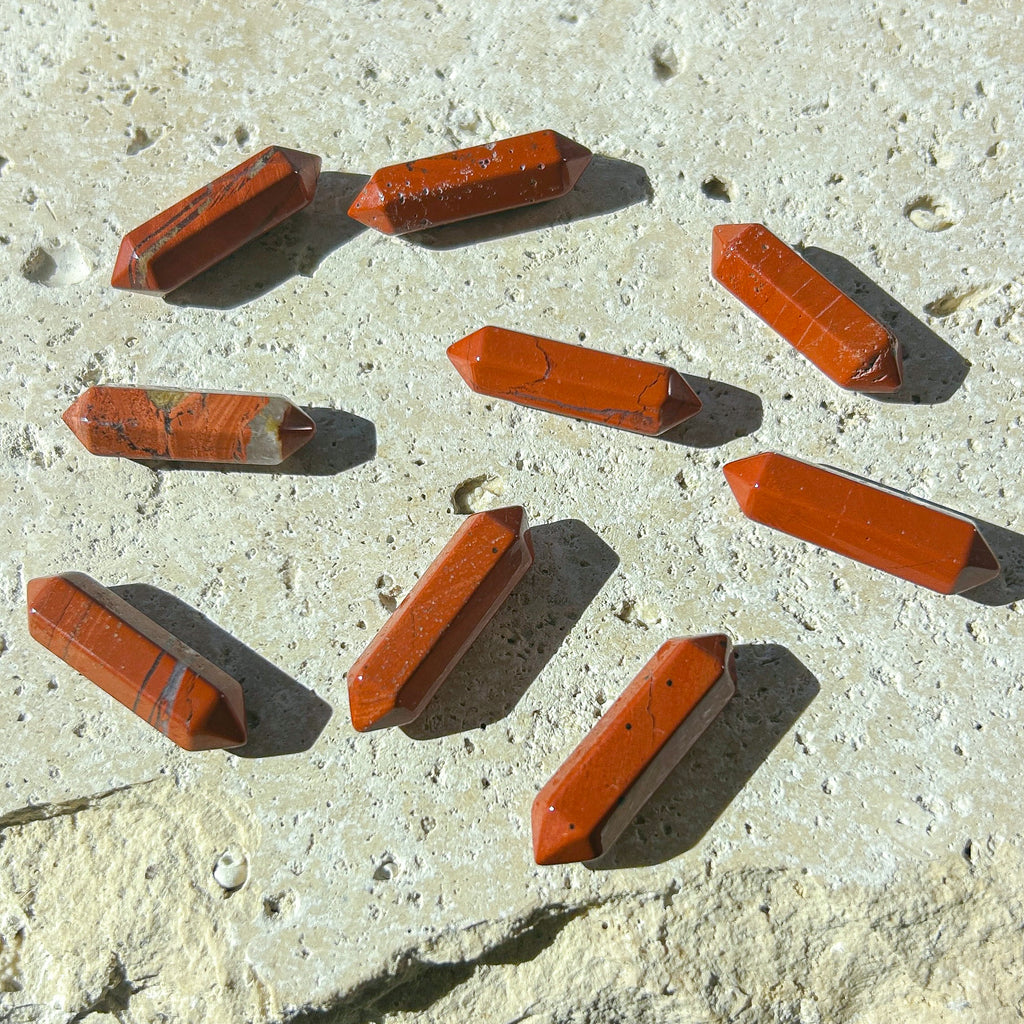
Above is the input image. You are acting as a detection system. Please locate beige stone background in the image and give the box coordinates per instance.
[2,0,1024,1020]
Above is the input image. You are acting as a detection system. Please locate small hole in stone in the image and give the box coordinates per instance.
[701,176,732,202]
[625,723,632,730]
[650,42,679,81]
[666,679,673,686]
[569,823,575,830]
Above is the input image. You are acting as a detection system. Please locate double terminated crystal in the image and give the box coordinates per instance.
[448,327,701,435]
[28,573,246,750]
[63,386,315,465]
[724,453,999,594]
[349,130,592,235]
[533,635,736,865]
[712,223,903,393]
[348,507,534,732]
[112,145,321,294]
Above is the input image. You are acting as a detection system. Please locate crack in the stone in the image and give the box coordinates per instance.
[0,780,158,832]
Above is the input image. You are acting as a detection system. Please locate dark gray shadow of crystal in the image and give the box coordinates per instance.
[141,407,376,478]
[659,375,763,447]
[403,155,653,250]
[587,643,819,870]
[164,171,369,309]
[799,246,970,405]
[402,519,619,739]
[112,584,332,758]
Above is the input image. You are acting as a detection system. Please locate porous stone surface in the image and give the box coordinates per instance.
[1,1,1022,1021]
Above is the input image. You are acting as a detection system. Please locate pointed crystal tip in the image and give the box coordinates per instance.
[952,528,1001,593]
[848,334,904,393]
[676,633,731,666]
[276,146,322,201]
[347,178,395,233]
[61,392,85,433]
[191,692,248,750]
[711,223,759,267]
[111,235,141,290]
[277,404,317,461]
[722,453,772,512]
[660,370,702,432]
[479,504,529,538]
[550,131,593,188]
[26,576,49,617]
[531,802,601,865]
[446,329,487,390]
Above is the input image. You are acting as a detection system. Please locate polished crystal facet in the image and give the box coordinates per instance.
[533,635,736,865]
[723,452,1000,593]
[347,507,534,731]
[348,130,592,235]
[712,223,903,393]
[448,326,701,435]
[28,573,247,750]
[112,145,321,293]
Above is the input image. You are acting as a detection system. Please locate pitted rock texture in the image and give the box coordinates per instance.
[1,0,1023,1021]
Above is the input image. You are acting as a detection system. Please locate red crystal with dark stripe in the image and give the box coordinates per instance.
[111,145,321,293]
[27,573,247,750]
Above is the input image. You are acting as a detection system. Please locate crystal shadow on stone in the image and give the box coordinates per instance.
[142,408,376,477]
[799,246,969,405]
[659,375,763,447]
[404,155,652,250]
[164,172,369,309]
[113,584,332,758]
[587,643,818,870]
[402,519,619,740]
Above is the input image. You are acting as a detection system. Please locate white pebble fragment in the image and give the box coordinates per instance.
[213,849,248,890]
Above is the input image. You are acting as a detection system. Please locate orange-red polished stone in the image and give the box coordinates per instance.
[723,452,1000,594]
[532,635,736,865]
[347,507,534,732]
[63,386,316,464]
[448,326,701,435]
[27,573,247,750]
[711,223,903,393]
[111,145,321,293]
[348,130,592,235]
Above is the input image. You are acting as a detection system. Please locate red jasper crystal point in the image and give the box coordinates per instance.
[62,386,315,465]
[111,145,321,293]
[27,573,247,750]
[532,635,736,865]
[711,223,903,393]
[723,452,1000,594]
[347,507,535,732]
[447,326,701,435]
[348,130,592,235]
